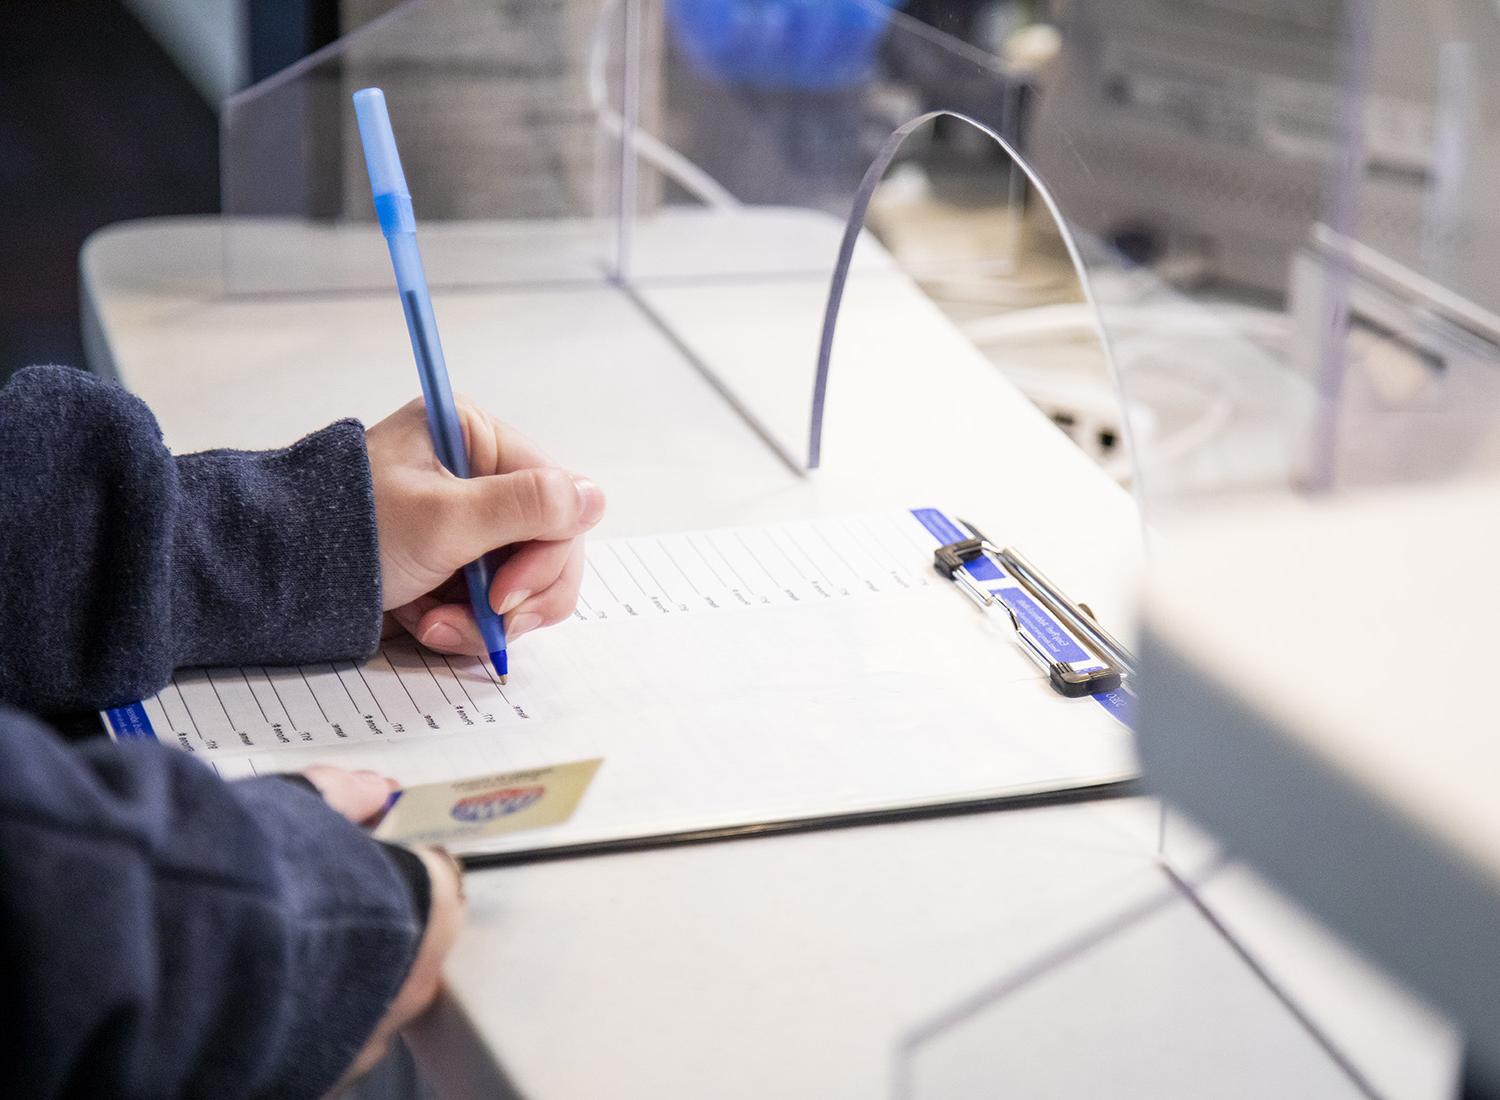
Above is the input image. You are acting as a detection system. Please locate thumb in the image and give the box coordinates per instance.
[445,467,605,559]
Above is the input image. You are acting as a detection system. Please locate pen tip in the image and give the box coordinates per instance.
[498,674,508,685]
[490,649,508,683]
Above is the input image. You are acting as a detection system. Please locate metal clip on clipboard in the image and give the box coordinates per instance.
[933,520,1137,699]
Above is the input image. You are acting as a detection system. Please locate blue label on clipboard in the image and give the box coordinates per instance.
[910,508,965,543]
[910,508,1005,581]
[105,702,157,741]
[963,556,1004,582]
[1091,686,1135,724]
[994,587,1089,663]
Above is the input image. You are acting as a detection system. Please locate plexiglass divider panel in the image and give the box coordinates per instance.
[1301,0,1500,492]
[220,0,1078,475]
[223,0,1349,790]
[615,1,1043,469]
[221,0,631,294]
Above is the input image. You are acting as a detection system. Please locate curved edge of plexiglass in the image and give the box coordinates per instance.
[808,109,1144,507]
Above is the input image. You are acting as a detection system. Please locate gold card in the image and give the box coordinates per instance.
[374,758,602,846]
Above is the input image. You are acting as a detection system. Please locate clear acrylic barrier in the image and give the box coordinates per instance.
[1027,0,1500,506]
[222,0,626,294]
[616,1,1046,467]
[222,0,1061,473]
[222,3,1500,1076]
[225,0,1484,500]
[1296,0,1500,491]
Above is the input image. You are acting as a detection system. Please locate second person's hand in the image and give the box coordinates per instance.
[366,398,605,655]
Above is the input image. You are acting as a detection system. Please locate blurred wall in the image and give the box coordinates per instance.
[122,0,249,104]
[0,1,219,379]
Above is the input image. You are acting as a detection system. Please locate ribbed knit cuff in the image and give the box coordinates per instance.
[271,775,433,931]
[170,420,383,670]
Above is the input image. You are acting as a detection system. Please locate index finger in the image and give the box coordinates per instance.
[455,398,553,477]
[301,765,399,825]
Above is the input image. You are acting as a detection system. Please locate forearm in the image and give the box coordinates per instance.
[0,367,382,712]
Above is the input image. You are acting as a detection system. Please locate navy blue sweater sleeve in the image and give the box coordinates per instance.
[0,705,423,1099]
[0,365,383,713]
[0,367,425,1097]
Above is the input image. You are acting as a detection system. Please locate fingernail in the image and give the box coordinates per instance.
[422,623,463,649]
[508,612,541,638]
[573,476,605,526]
[495,589,531,616]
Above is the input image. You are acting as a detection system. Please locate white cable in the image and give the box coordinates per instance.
[963,301,1278,483]
[1102,345,1241,482]
[961,301,1289,347]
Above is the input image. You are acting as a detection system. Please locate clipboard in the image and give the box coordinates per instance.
[106,508,1140,868]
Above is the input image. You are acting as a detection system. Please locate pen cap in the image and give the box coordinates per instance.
[352,87,415,236]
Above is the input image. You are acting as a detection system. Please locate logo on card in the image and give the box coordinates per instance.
[450,785,545,823]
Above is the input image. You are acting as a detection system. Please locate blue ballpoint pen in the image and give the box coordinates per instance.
[353,87,509,682]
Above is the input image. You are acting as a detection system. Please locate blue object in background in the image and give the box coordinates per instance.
[666,0,906,90]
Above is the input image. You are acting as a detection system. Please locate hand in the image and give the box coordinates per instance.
[300,765,397,826]
[366,398,605,654]
[335,846,466,1088]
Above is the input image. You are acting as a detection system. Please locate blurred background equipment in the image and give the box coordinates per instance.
[1030,0,1500,316]
[1030,0,1350,293]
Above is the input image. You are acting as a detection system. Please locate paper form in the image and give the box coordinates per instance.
[106,510,1136,855]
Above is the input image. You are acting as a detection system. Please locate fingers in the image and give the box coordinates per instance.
[368,397,605,612]
[505,539,585,636]
[450,468,605,558]
[454,399,553,477]
[487,537,574,617]
[374,398,554,479]
[301,765,398,825]
[400,540,582,657]
[414,845,466,958]
[404,601,487,656]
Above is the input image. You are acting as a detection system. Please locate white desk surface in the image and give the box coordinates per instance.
[83,213,1456,1099]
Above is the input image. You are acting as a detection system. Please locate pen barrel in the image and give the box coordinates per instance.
[464,558,507,654]
[388,235,470,480]
[354,87,507,666]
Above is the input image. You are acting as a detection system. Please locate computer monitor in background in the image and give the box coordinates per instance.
[1030,0,1498,310]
